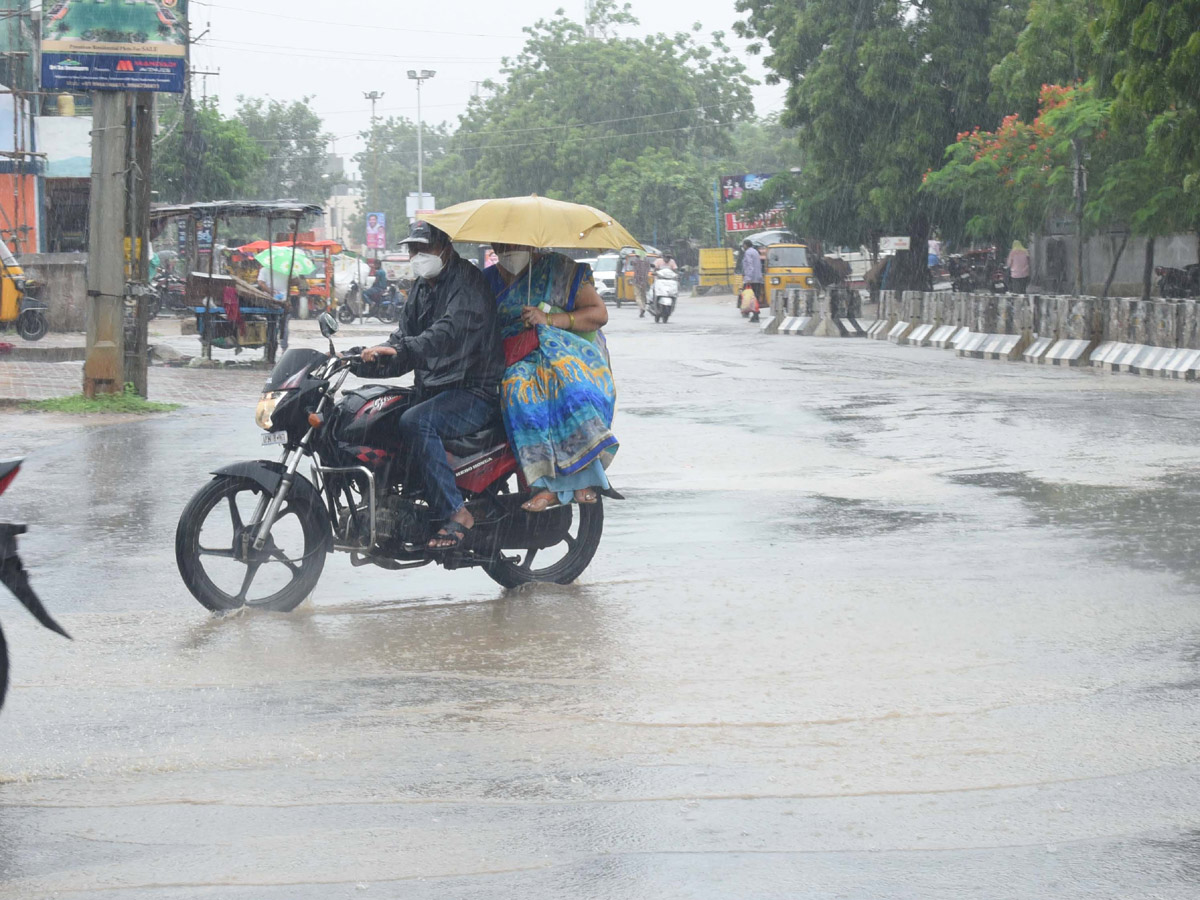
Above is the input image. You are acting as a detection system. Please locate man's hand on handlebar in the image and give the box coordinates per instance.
[360,345,397,364]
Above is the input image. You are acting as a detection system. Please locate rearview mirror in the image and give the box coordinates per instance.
[318,312,338,338]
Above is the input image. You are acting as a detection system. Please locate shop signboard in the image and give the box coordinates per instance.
[41,0,189,93]
[724,209,788,233]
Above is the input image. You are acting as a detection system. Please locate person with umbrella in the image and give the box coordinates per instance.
[484,241,617,511]
[418,195,633,513]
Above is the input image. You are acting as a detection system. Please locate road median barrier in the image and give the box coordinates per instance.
[765,286,1200,381]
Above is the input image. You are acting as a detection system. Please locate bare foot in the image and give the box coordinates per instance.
[574,488,598,504]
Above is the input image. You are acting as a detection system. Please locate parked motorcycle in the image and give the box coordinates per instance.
[152,272,188,316]
[648,268,678,323]
[336,280,361,324]
[175,314,611,612]
[1156,263,1200,299]
[0,459,70,712]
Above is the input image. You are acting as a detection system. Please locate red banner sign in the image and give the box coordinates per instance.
[724,209,788,233]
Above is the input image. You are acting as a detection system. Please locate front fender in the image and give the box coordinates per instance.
[18,296,47,313]
[211,461,331,547]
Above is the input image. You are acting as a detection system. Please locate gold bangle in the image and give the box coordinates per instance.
[567,312,575,331]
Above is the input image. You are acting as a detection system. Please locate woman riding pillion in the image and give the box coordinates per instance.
[484,243,618,513]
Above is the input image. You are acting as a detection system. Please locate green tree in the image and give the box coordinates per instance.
[439,0,754,245]
[154,99,266,203]
[735,0,1026,285]
[990,0,1099,116]
[235,96,332,203]
[1097,1,1200,205]
[351,116,455,245]
[593,148,715,247]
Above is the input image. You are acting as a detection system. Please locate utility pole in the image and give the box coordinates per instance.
[363,90,383,213]
[406,70,435,212]
[83,94,129,397]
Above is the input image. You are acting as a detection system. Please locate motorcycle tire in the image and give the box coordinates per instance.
[337,304,357,324]
[15,309,47,342]
[483,497,604,589]
[379,304,399,324]
[175,474,327,613]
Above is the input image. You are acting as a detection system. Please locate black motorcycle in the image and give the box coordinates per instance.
[1156,264,1200,299]
[337,281,403,324]
[174,314,611,613]
[0,459,69,712]
[152,272,188,316]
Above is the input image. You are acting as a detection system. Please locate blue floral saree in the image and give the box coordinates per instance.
[483,253,617,501]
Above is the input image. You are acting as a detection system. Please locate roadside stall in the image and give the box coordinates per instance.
[150,201,323,363]
[295,240,343,316]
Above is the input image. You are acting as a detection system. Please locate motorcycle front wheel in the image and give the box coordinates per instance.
[16,309,46,341]
[483,493,604,589]
[175,474,327,612]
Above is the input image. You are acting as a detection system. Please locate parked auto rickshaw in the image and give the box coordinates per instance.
[0,237,48,342]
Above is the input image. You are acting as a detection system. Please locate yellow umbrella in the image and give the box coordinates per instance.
[419,195,642,251]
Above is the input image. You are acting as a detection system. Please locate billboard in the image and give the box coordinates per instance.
[724,209,788,233]
[721,173,775,202]
[41,0,188,93]
[365,212,386,250]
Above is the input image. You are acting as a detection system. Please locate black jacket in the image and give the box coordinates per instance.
[372,250,504,396]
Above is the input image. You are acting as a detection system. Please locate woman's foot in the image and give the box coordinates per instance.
[428,506,474,550]
[574,488,599,504]
[521,491,560,513]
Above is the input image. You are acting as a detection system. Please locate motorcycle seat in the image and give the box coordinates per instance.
[444,423,508,458]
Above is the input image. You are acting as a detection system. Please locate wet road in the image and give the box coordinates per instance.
[3,298,1200,897]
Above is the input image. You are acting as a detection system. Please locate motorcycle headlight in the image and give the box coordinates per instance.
[255,391,283,430]
[770,277,782,285]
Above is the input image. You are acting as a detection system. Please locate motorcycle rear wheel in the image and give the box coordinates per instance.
[483,494,604,589]
[337,303,358,324]
[378,304,399,324]
[176,475,327,612]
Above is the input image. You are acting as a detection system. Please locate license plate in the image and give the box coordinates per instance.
[262,432,288,446]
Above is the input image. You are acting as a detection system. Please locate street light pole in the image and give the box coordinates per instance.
[406,69,436,215]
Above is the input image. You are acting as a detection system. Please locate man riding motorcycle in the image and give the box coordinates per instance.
[355,221,505,551]
[364,261,390,306]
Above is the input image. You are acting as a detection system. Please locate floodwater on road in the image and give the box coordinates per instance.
[2,298,1200,897]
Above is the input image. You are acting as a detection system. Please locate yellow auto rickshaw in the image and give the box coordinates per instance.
[763,243,817,296]
[0,237,47,341]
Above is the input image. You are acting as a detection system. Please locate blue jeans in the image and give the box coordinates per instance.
[398,389,498,519]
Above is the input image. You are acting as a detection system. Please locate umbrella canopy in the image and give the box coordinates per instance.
[255,248,316,277]
[420,196,642,251]
[238,240,273,254]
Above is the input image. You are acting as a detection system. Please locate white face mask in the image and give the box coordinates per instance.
[410,251,445,279]
[498,249,531,274]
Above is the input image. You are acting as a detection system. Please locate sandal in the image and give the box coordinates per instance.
[428,520,471,551]
[521,491,561,513]
[574,489,599,504]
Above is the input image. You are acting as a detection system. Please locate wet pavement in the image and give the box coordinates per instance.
[3,296,1200,897]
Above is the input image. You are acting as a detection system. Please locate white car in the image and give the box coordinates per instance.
[592,253,621,304]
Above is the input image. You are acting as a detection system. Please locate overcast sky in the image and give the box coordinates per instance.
[188,0,787,166]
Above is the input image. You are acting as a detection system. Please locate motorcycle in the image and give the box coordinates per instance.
[1156,263,1200,299]
[174,314,612,613]
[152,272,188,316]
[336,280,362,324]
[337,282,403,324]
[648,268,678,323]
[0,459,70,712]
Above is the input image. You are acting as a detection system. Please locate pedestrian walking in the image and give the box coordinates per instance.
[741,239,764,322]
[630,252,653,318]
[1007,240,1031,293]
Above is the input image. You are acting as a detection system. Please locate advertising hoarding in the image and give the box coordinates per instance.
[879,236,912,252]
[365,212,386,250]
[41,0,189,93]
[724,209,788,233]
[720,173,775,202]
